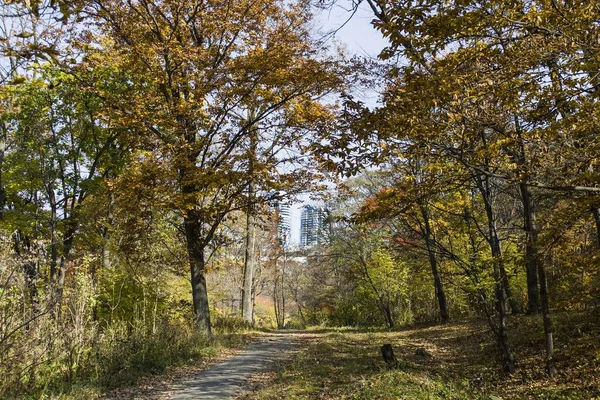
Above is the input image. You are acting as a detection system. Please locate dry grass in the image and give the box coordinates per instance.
[239,311,600,399]
[52,332,260,400]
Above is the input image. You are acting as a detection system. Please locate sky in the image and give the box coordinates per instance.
[287,2,388,246]
[314,2,387,60]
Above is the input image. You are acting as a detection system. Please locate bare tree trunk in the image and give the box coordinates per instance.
[273,275,283,329]
[521,178,556,376]
[102,190,115,270]
[56,221,77,303]
[520,181,541,314]
[242,123,258,324]
[593,208,600,249]
[538,256,556,376]
[241,181,256,324]
[183,209,212,336]
[492,256,515,373]
[49,188,59,285]
[93,189,114,321]
[382,301,394,328]
[418,201,449,323]
[0,140,5,220]
[273,251,287,329]
[477,175,516,373]
[296,302,307,326]
[500,260,521,315]
[281,262,286,327]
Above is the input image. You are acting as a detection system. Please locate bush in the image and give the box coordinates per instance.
[211,313,253,334]
[95,318,210,388]
[0,252,243,399]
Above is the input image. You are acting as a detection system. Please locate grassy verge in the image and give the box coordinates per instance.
[242,311,600,399]
[39,330,259,400]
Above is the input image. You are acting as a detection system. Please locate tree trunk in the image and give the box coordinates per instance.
[49,188,59,284]
[0,142,5,220]
[13,232,39,311]
[482,189,521,313]
[522,180,556,376]
[477,175,516,372]
[291,281,307,326]
[487,216,516,372]
[520,181,541,314]
[593,208,600,249]
[281,263,286,327]
[183,210,212,336]
[273,274,284,329]
[56,221,77,303]
[418,201,449,323]
[242,123,258,324]
[102,190,115,270]
[272,253,287,330]
[383,302,395,328]
[492,267,515,373]
[538,257,557,377]
[242,206,256,324]
[296,302,307,326]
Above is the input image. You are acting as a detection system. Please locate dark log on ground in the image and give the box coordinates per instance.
[381,344,398,369]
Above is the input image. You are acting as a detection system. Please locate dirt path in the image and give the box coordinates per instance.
[167,332,308,399]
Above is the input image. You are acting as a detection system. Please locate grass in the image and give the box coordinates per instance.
[240,330,474,400]
[241,311,600,399]
[38,331,259,400]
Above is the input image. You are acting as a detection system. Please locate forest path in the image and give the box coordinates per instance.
[167,331,310,399]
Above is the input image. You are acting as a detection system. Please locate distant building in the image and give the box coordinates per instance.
[272,200,291,249]
[300,205,327,248]
[278,202,291,248]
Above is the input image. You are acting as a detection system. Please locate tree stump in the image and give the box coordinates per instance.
[381,344,398,369]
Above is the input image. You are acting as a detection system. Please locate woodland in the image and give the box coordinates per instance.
[0,0,599,398]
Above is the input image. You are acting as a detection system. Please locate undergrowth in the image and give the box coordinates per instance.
[7,317,254,400]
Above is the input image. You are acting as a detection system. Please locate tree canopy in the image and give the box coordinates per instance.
[0,0,599,397]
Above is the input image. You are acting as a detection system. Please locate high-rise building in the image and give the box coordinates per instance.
[270,199,291,249]
[277,202,291,249]
[300,205,327,248]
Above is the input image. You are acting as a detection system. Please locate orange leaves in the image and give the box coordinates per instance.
[355,186,404,222]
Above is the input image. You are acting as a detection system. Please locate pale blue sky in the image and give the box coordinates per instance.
[315,2,387,60]
[287,3,388,246]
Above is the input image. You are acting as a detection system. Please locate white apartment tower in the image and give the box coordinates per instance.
[274,201,291,249]
[300,205,326,248]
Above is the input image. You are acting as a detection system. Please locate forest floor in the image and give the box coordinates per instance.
[101,311,599,400]
[240,311,600,400]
